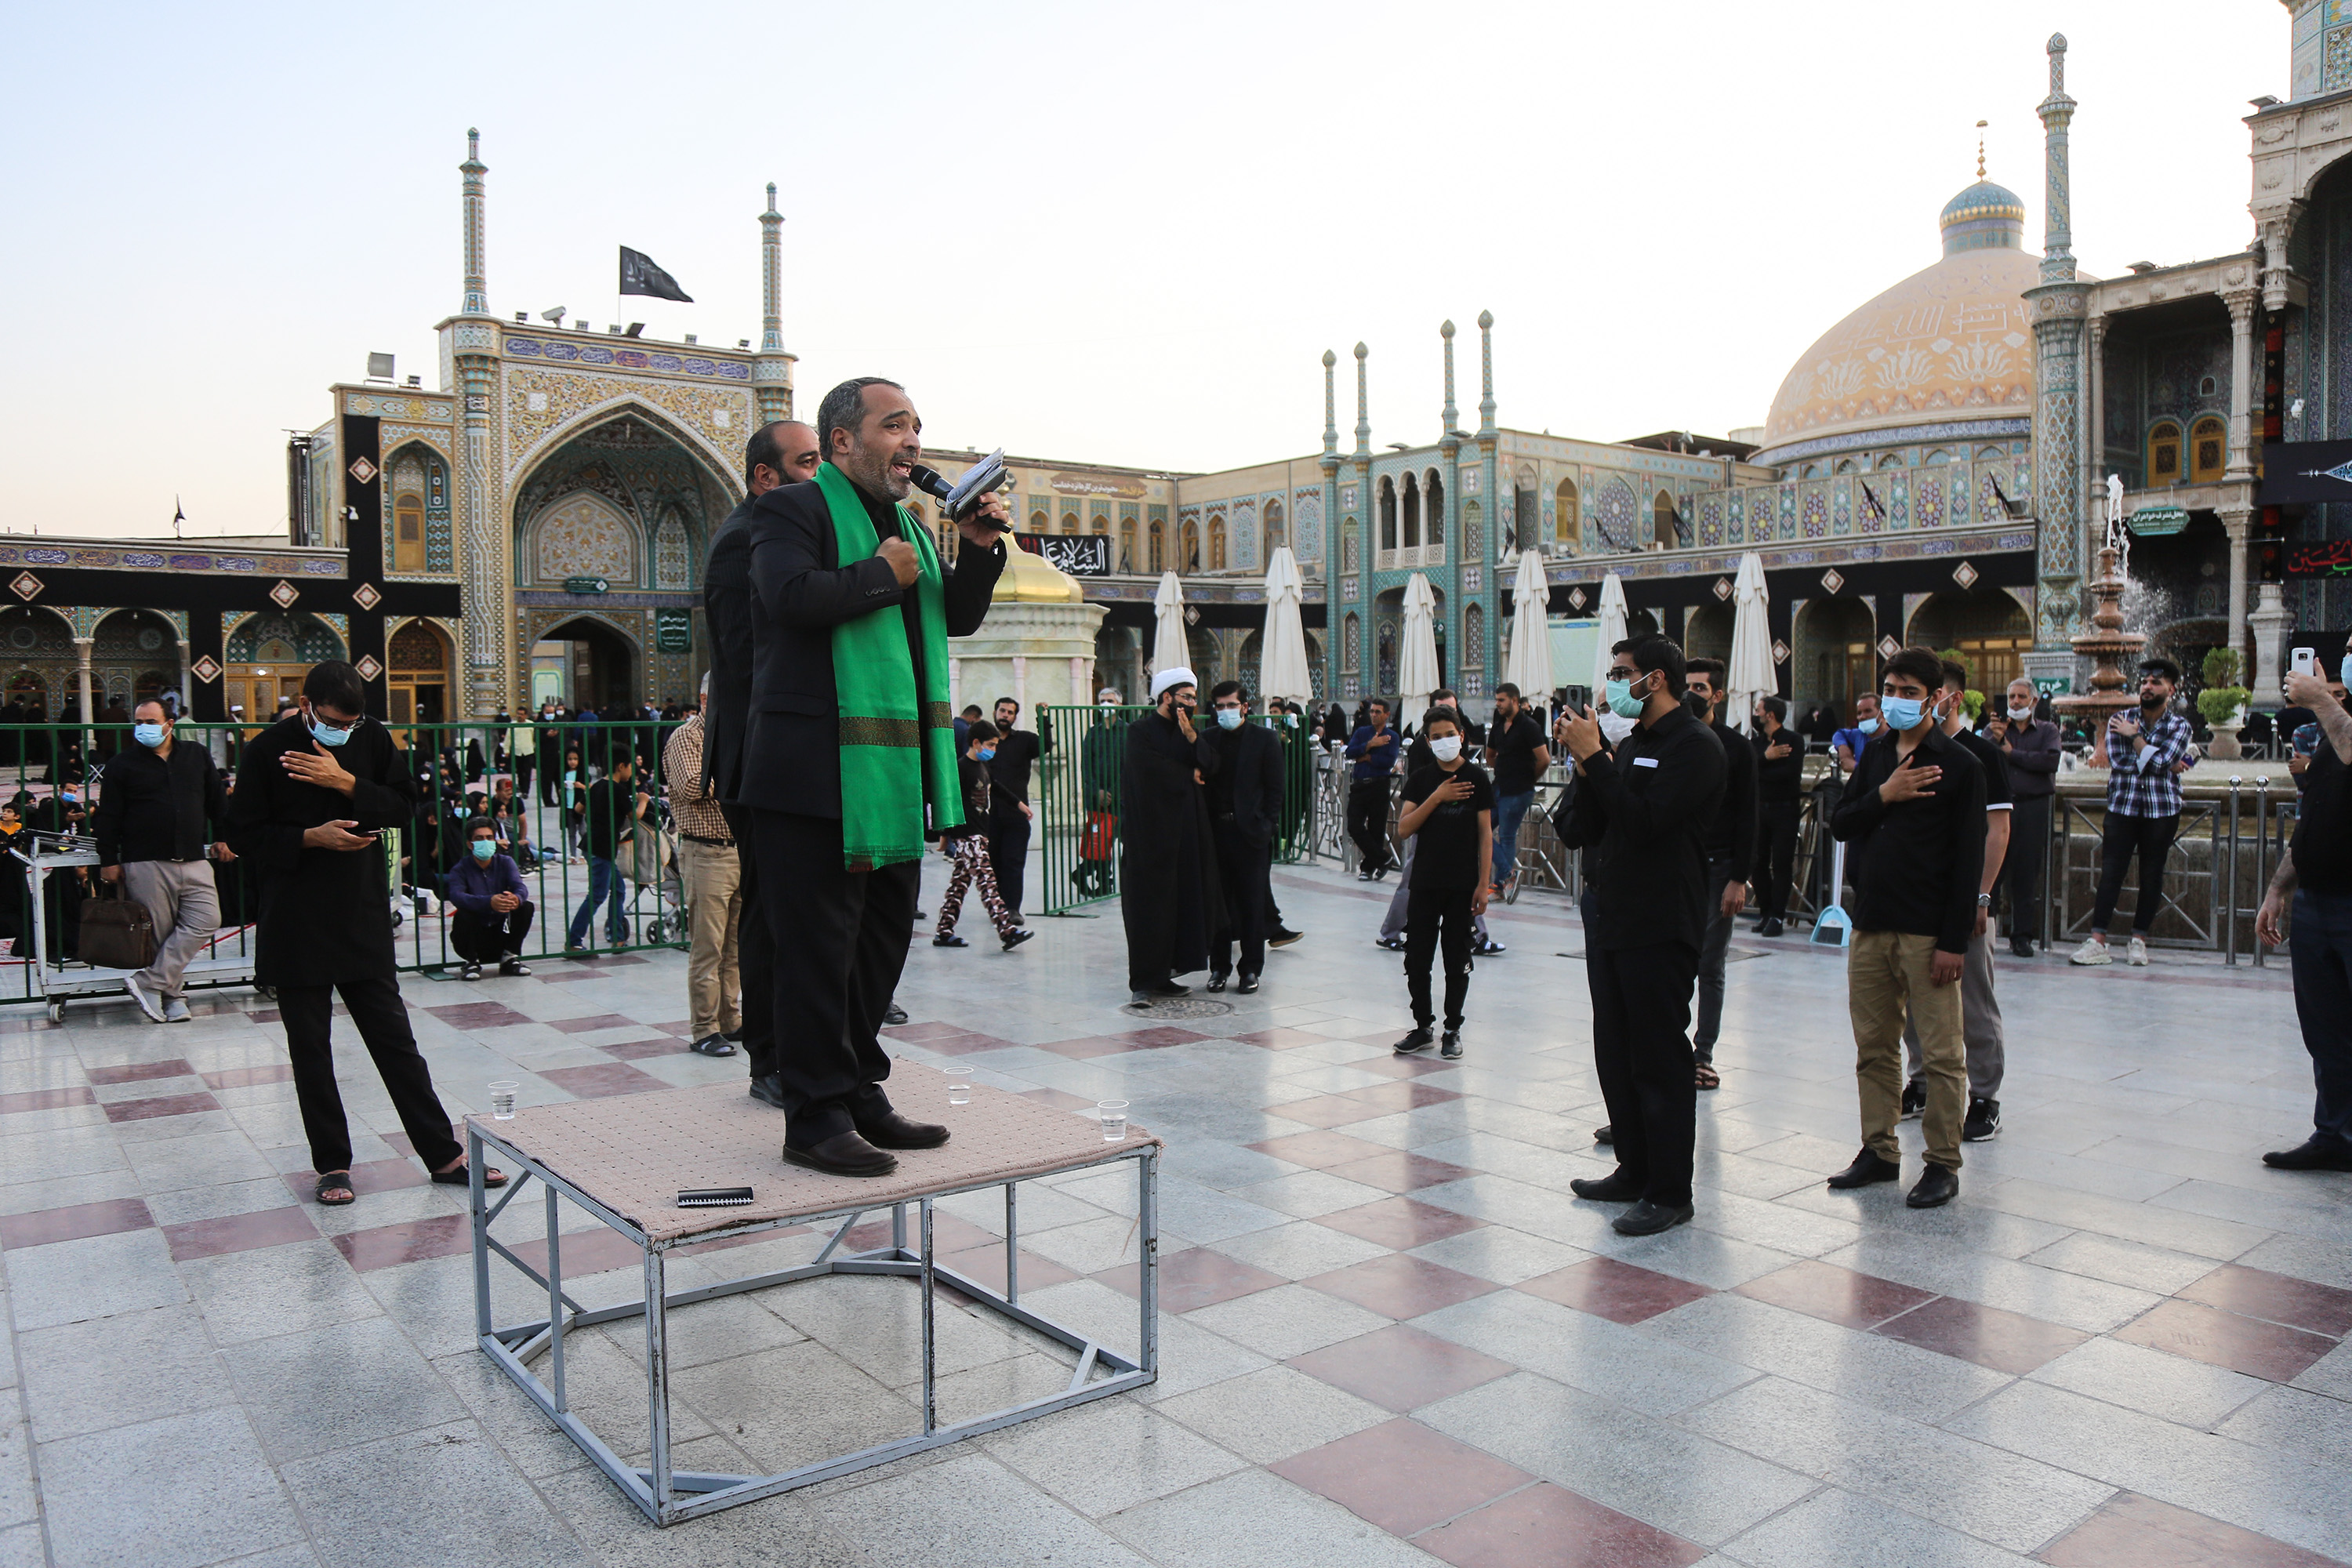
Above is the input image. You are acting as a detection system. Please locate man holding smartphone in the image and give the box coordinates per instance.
[226,662,501,1207]
[2258,633,2352,1171]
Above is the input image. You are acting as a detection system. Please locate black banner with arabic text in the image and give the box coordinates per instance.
[2259,441,2352,505]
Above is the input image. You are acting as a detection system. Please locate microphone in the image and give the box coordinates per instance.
[906,464,964,511]
[908,450,1008,523]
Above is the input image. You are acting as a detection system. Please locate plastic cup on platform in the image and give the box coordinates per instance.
[488,1080,518,1120]
[947,1082,971,1107]
[1098,1099,1130,1142]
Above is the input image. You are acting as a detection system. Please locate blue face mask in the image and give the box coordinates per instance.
[309,717,354,748]
[976,747,996,762]
[470,839,495,862]
[133,723,166,748]
[1603,676,1646,720]
[452,807,470,818]
[1856,717,1879,735]
[1879,696,1926,732]
[1216,709,1244,730]
[2340,654,2352,691]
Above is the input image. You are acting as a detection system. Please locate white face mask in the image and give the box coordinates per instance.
[2007,704,2034,722]
[1429,736,1463,762]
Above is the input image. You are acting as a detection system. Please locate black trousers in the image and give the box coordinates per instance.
[2092,810,2179,935]
[1212,828,1272,979]
[513,755,535,797]
[450,902,533,961]
[1405,884,1475,1029]
[989,805,1030,920]
[2002,794,2050,942]
[539,765,562,808]
[1693,862,1737,1062]
[724,803,776,1081]
[280,975,464,1177]
[1759,799,1799,921]
[753,809,913,1147]
[1348,779,1394,872]
[1587,940,1700,1207]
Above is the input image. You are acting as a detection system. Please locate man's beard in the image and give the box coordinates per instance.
[2140,691,2165,710]
[845,441,911,500]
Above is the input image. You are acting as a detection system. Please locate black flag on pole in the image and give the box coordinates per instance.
[619,247,692,303]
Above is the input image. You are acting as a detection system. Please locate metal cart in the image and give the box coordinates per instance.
[13,837,256,1022]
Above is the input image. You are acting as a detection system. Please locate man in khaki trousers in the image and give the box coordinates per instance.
[662,686,742,1058]
[1820,648,1985,1210]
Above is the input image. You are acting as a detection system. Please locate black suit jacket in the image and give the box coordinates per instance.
[702,495,757,803]
[739,477,1004,818]
[1197,721,1283,848]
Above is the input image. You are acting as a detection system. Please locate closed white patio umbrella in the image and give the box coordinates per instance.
[1726,551,1774,735]
[1398,572,1440,726]
[1590,572,1628,695]
[1501,546,1552,699]
[1149,572,1189,685]
[1257,547,1313,707]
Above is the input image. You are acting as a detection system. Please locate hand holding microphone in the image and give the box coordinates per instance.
[909,459,1011,550]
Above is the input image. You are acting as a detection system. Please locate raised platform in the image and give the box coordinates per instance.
[466,1073,1161,1526]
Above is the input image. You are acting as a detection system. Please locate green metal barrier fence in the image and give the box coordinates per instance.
[1036,705,1319,917]
[0,717,692,1004]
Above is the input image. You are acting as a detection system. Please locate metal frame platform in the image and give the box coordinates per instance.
[466,1115,1160,1526]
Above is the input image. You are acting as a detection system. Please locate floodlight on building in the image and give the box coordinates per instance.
[624,323,644,337]
[607,325,624,335]
[684,334,698,344]
[739,339,750,348]
[405,376,421,387]
[543,307,567,325]
[514,312,528,322]
[365,352,395,381]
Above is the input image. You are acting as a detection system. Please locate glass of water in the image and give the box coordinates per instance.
[947,1081,971,1107]
[488,1080,518,1120]
[1098,1099,1130,1142]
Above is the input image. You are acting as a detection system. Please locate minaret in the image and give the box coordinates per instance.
[1477,311,1501,563]
[1440,321,1459,437]
[1352,342,1372,459]
[1352,343,1372,699]
[452,129,502,713]
[1319,350,1341,697]
[1439,322,1464,666]
[459,129,489,317]
[2023,34,2092,675]
[752,183,796,424]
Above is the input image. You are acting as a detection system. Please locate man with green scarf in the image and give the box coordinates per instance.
[742,377,1008,1176]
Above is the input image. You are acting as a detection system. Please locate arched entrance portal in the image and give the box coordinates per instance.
[1794,598,1875,722]
[535,618,638,714]
[387,621,454,726]
[1905,588,2032,698]
[224,612,347,728]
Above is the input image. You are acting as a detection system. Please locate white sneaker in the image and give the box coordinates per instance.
[2126,936,2148,966]
[2068,936,2112,967]
[122,972,166,1022]
[162,997,191,1023]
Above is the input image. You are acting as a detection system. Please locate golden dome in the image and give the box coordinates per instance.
[991,542,1087,604]
[1755,244,2038,464]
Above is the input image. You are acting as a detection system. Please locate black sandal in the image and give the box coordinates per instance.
[430,1161,506,1188]
[314,1171,356,1206]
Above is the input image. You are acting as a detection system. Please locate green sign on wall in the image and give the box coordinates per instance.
[655,609,692,653]
[563,575,609,595]
[2031,675,2073,697]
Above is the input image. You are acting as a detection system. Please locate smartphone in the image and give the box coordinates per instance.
[2292,646,2318,678]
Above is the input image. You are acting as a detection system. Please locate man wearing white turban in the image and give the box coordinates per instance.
[1120,668,1224,1000]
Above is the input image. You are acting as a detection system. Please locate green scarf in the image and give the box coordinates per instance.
[818,462,961,869]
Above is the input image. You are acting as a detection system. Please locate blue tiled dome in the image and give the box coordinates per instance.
[1939,180,2027,255]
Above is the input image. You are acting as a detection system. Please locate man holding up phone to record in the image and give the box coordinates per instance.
[226,661,502,1207]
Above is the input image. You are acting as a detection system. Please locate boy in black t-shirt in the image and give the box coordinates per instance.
[1394,709,1494,1058]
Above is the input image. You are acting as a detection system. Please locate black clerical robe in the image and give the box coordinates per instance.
[1119,712,1224,993]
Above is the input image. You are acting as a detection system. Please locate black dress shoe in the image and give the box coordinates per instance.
[932,933,968,948]
[749,1073,786,1110]
[1759,918,1784,938]
[2009,936,2036,959]
[1236,974,1260,994]
[783,1131,898,1177]
[689,1033,738,1057]
[1613,1199,1695,1236]
[1594,1124,1613,1145]
[1394,1025,1434,1054]
[2263,1137,2352,1171]
[1357,868,1374,881]
[884,1003,909,1025]
[1206,972,1229,993]
[1269,927,1303,948]
[856,1110,951,1149]
[1826,1147,1902,1189]
[1907,1163,1960,1208]
[1570,1172,1642,1203]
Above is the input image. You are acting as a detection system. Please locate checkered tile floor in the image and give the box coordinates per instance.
[5,857,2349,1566]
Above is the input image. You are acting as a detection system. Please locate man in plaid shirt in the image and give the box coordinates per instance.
[2071,657,2194,967]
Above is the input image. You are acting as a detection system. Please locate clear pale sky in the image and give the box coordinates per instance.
[2,2,2281,539]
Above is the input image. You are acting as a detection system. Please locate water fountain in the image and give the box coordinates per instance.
[2049,477,2146,759]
